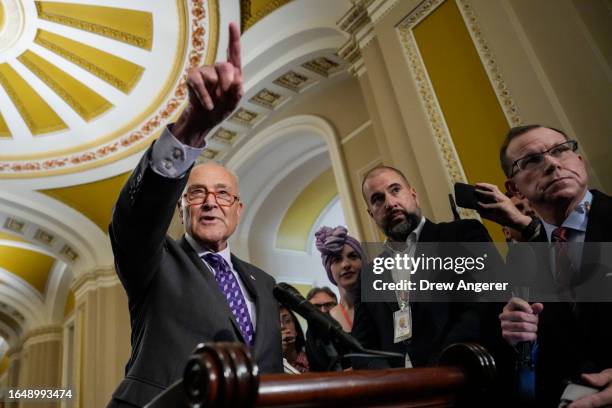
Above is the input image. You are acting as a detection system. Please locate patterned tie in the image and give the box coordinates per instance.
[203,253,254,345]
[551,227,572,287]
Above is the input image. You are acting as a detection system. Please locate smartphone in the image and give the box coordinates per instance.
[454,182,481,210]
[454,182,495,211]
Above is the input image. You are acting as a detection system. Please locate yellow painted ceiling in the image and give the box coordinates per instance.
[413,0,508,242]
[0,2,4,31]
[0,245,55,294]
[276,168,337,251]
[40,172,131,232]
[35,2,153,50]
[241,0,293,31]
[0,356,8,376]
[0,231,29,245]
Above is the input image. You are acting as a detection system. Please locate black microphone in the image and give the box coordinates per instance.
[507,243,538,403]
[273,283,365,352]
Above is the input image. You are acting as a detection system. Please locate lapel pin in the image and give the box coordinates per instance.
[250,275,256,280]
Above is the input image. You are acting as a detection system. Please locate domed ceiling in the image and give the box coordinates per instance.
[0,0,217,185]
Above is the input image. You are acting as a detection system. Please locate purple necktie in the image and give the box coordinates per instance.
[203,253,254,345]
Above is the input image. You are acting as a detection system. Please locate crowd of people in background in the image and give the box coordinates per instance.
[108,22,612,408]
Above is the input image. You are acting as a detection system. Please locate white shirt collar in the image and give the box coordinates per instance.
[542,190,591,241]
[184,233,233,269]
[409,216,427,243]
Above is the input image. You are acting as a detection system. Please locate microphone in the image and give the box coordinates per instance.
[506,243,538,403]
[273,283,364,352]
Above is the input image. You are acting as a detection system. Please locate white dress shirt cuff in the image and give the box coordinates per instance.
[150,126,205,178]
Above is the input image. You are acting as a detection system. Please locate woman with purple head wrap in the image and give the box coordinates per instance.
[315,225,364,332]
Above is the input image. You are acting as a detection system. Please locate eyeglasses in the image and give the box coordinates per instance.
[510,140,578,177]
[311,301,337,312]
[184,187,239,207]
[280,315,294,328]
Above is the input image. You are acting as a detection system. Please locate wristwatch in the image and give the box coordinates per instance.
[520,216,540,240]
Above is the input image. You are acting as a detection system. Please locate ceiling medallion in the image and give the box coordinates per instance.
[0,0,218,179]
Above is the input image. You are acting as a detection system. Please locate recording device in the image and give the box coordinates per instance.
[273,283,364,352]
[273,283,403,362]
[507,244,539,404]
[454,182,495,211]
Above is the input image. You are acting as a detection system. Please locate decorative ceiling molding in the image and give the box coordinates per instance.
[240,0,293,31]
[0,0,216,179]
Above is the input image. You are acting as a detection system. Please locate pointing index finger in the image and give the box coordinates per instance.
[227,22,242,72]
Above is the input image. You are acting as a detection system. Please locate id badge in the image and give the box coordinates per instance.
[393,307,412,343]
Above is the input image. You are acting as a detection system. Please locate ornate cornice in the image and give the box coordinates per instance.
[337,0,399,77]
[72,267,119,300]
[21,325,62,350]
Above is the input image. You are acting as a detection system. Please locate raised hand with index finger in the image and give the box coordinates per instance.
[173,22,243,147]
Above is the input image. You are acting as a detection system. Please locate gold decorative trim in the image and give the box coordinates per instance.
[397,0,520,219]
[60,244,78,261]
[241,0,292,31]
[455,0,521,126]
[202,149,219,160]
[397,0,472,219]
[272,70,312,93]
[0,64,67,135]
[301,57,341,78]
[204,0,219,65]
[0,0,213,176]
[34,30,144,94]
[18,51,112,122]
[35,2,153,50]
[249,88,285,110]
[3,218,25,234]
[212,127,238,145]
[33,228,55,245]
[228,108,260,127]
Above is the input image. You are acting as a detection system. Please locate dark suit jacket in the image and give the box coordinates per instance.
[528,190,612,407]
[352,219,503,370]
[107,147,283,408]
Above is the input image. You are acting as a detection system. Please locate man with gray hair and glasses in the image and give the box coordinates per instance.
[108,23,282,408]
[475,125,612,407]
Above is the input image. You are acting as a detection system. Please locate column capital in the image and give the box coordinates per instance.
[71,267,119,301]
[337,0,399,76]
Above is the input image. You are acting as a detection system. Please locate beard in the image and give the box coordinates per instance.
[383,209,422,242]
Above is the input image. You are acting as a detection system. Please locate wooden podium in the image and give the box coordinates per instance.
[145,342,496,408]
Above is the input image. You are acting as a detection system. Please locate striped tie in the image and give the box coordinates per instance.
[203,253,254,345]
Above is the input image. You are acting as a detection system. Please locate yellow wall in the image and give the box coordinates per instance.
[413,0,509,241]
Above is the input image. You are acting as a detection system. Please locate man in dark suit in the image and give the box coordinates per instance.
[352,166,502,370]
[107,23,282,408]
[479,125,612,407]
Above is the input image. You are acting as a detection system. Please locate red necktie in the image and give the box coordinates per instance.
[551,227,572,287]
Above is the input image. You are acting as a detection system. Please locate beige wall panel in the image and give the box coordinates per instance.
[18,334,61,408]
[74,278,130,408]
[341,125,383,241]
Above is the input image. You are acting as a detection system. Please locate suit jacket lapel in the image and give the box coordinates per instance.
[178,236,246,342]
[585,190,611,243]
[231,255,258,300]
